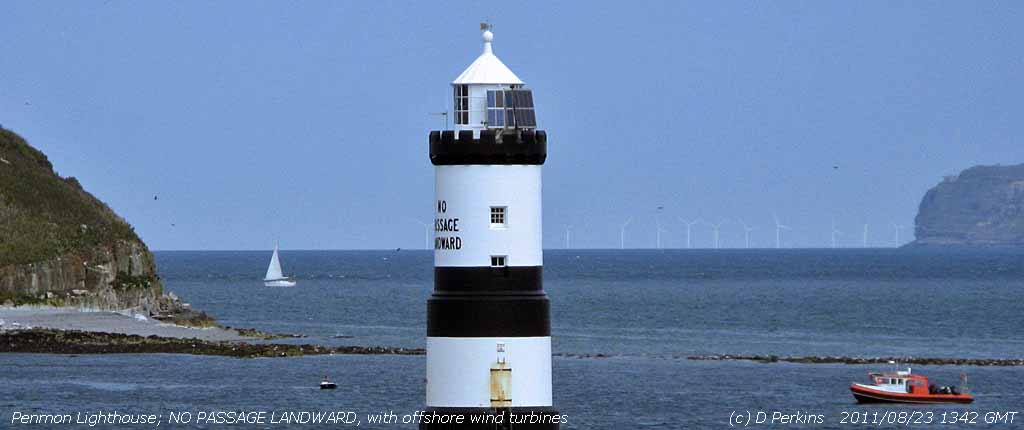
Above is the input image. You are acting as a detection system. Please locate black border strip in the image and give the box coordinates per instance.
[427,295,550,337]
[434,266,542,294]
[429,130,547,165]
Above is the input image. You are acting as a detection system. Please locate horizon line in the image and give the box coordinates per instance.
[151,246,904,252]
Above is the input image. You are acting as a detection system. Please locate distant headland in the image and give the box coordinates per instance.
[0,128,422,357]
[911,163,1024,246]
[0,128,203,322]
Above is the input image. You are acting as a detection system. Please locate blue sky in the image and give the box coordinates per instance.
[1,1,1021,250]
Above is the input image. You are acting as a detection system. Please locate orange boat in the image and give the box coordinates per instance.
[850,368,973,404]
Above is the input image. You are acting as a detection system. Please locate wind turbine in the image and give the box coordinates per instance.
[830,218,843,249]
[656,222,670,250]
[620,217,633,250]
[773,213,790,249]
[564,224,573,249]
[862,223,869,248]
[891,222,904,247]
[737,220,755,249]
[676,217,703,249]
[410,218,432,250]
[705,219,729,249]
[655,206,667,249]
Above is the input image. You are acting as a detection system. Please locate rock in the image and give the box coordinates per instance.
[912,164,1024,246]
[0,126,202,320]
[685,353,1024,366]
[0,329,424,358]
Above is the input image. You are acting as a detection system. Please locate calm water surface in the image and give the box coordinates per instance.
[2,249,1022,429]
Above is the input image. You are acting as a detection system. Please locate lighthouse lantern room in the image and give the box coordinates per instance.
[451,25,537,134]
[424,24,560,429]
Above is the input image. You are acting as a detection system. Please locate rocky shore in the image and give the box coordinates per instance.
[687,354,1024,366]
[0,307,255,342]
[2,329,1017,364]
[0,328,424,358]
[1,128,210,322]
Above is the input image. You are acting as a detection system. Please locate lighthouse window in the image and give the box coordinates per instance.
[486,90,506,127]
[454,85,469,125]
[490,255,507,267]
[490,206,507,228]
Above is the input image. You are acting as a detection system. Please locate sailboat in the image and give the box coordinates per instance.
[264,243,297,287]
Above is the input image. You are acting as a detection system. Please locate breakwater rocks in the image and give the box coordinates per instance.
[688,354,1024,366]
[0,329,424,358]
[554,353,612,359]
[227,326,307,340]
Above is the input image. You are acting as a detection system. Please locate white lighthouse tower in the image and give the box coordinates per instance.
[424,25,559,428]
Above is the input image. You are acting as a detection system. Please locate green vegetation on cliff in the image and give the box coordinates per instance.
[0,129,140,266]
[0,128,212,320]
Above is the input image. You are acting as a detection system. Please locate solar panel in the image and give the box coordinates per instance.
[502,89,536,128]
[518,109,536,127]
[503,90,535,108]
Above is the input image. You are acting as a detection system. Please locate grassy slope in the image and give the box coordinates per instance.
[0,128,141,266]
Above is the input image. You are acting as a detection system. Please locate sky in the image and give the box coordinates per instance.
[1,1,1021,250]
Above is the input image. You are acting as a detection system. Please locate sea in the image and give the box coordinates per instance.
[2,249,1022,429]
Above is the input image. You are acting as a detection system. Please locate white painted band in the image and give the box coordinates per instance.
[426,336,553,407]
[434,165,542,267]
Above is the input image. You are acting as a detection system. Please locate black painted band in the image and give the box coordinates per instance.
[434,266,542,294]
[420,407,561,430]
[427,294,550,337]
[429,129,547,165]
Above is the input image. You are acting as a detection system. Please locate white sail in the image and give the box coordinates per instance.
[264,245,284,280]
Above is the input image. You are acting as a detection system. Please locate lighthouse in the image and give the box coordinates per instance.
[424,25,560,428]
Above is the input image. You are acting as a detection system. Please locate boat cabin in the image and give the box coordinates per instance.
[869,369,930,395]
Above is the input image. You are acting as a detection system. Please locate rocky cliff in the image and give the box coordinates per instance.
[912,164,1024,246]
[0,128,188,316]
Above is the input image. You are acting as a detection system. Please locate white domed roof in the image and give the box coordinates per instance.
[452,28,524,85]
